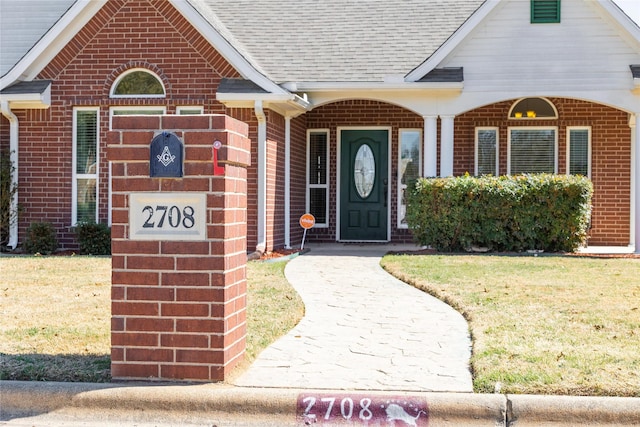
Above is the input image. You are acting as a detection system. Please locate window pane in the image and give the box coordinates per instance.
[309,188,326,224]
[77,178,96,223]
[569,129,589,176]
[75,111,97,175]
[510,129,555,174]
[477,129,497,175]
[114,70,164,95]
[309,132,327,185]
[400,130,420,184]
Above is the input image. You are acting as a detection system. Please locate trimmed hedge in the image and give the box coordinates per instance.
[75,222,111,255]
[23,222,58,255]
[406,174,593,252]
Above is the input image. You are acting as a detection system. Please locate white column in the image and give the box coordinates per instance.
[284,116,291,249]
[440,115,455,177]
[633,113,639,253]
[423,116,438,177]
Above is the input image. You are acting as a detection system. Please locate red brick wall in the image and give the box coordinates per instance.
[109,114,249,382]
[305,100,423,243]
[11,0,243,250]
[454,98,631,246]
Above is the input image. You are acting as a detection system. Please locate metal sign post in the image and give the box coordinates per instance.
[299,213,315,250]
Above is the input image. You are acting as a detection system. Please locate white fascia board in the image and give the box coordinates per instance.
[599,0,640,43]
[281,81,463,93]
[405,0,502,82]
[0,83,52,109]
[171,0,288,96]
[0,0,107,90]
[216,92,310,113]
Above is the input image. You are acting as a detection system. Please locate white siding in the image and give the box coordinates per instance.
[438,0,640,111]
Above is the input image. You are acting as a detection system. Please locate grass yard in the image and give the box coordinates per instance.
[0,256,303,383]
[381,254,640,397]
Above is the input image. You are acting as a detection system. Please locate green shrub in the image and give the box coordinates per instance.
[75,222,111,255]
[406,174,593,252]
[23,222,58,255]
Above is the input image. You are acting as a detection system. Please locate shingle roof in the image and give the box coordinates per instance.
[0,79,51,95]
[0,0,75,78]
[190,0,484,83]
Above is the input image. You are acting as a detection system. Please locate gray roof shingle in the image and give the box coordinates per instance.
[0,0,75,78]
[190,0,484,83]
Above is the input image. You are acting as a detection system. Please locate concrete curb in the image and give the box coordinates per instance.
[1,381,639,426]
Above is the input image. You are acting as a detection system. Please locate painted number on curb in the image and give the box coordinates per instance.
[297,393,428,426]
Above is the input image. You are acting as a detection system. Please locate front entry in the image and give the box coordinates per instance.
[339,129,389,241]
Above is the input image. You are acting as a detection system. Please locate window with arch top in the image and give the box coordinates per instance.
[111,69,165,98]
[509,97,557,119]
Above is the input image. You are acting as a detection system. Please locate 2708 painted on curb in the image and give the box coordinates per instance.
[297,393,428,426]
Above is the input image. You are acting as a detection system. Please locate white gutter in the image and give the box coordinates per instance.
[284,116,291,249]
[0,101,19,249]
[255,100,267,254]
[281,81,463,93]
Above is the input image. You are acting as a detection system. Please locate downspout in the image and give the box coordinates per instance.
[284,116,291,249]
[254,100,267,255]
[0,100,19,249]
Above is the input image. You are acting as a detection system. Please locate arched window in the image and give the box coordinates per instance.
[110,69,165,98]
[509,97,557,119]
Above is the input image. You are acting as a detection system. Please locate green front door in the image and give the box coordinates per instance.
[340,129,388,241]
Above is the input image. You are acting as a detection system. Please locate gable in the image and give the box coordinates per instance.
[431,0,640,100]
[36,0,242,101]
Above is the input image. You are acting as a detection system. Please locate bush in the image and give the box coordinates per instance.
[23,222,58,255]
[75,222,111,255]
[406,174,593,252]
[0,149,19,250]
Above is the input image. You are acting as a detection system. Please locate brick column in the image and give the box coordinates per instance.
[108,115,250,382]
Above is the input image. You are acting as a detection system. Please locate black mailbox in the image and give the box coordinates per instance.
[150,131,183,178]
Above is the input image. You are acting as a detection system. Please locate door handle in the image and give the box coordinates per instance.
[383,178,388,207]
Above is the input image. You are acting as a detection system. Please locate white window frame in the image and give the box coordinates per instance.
[475,127,499,176]
[72,107,99,225]
[566,126,591,177]
[177,106,204,115]
[109,106,166,130]
[397,129,422,229]
[507,126,558,174]
[110,68,166,99]
[306,129,330,228]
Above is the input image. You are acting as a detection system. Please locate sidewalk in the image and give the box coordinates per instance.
[233,243,473,392]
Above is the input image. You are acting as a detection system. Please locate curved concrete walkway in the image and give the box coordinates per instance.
[233,244,473,392]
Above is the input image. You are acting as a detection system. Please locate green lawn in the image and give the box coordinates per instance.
[381,253,640,397]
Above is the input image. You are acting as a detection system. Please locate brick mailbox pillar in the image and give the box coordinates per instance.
[107,115,250,382]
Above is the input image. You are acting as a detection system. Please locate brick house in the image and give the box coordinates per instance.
[1,0,639,253]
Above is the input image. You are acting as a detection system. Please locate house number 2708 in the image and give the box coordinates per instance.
[141,205,196,229]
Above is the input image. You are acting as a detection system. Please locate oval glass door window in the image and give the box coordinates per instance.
[354,144,375,198]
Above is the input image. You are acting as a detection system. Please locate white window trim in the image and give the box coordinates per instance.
[110,68,166,99]
[108,106,166,130]
[566,126,592,177]
[177,106,204,115]
[507,126,558,175]
[474,127,499,176]
[306,129,330,228]
[72,107,99,225]
[397,128,422,229]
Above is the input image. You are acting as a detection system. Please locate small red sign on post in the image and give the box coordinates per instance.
[299,213,315,249]
[300,213,315,229]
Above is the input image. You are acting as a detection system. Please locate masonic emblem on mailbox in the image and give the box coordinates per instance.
[150,132,183,177]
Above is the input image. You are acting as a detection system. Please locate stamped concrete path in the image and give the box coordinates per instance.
[233,244,473,392]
